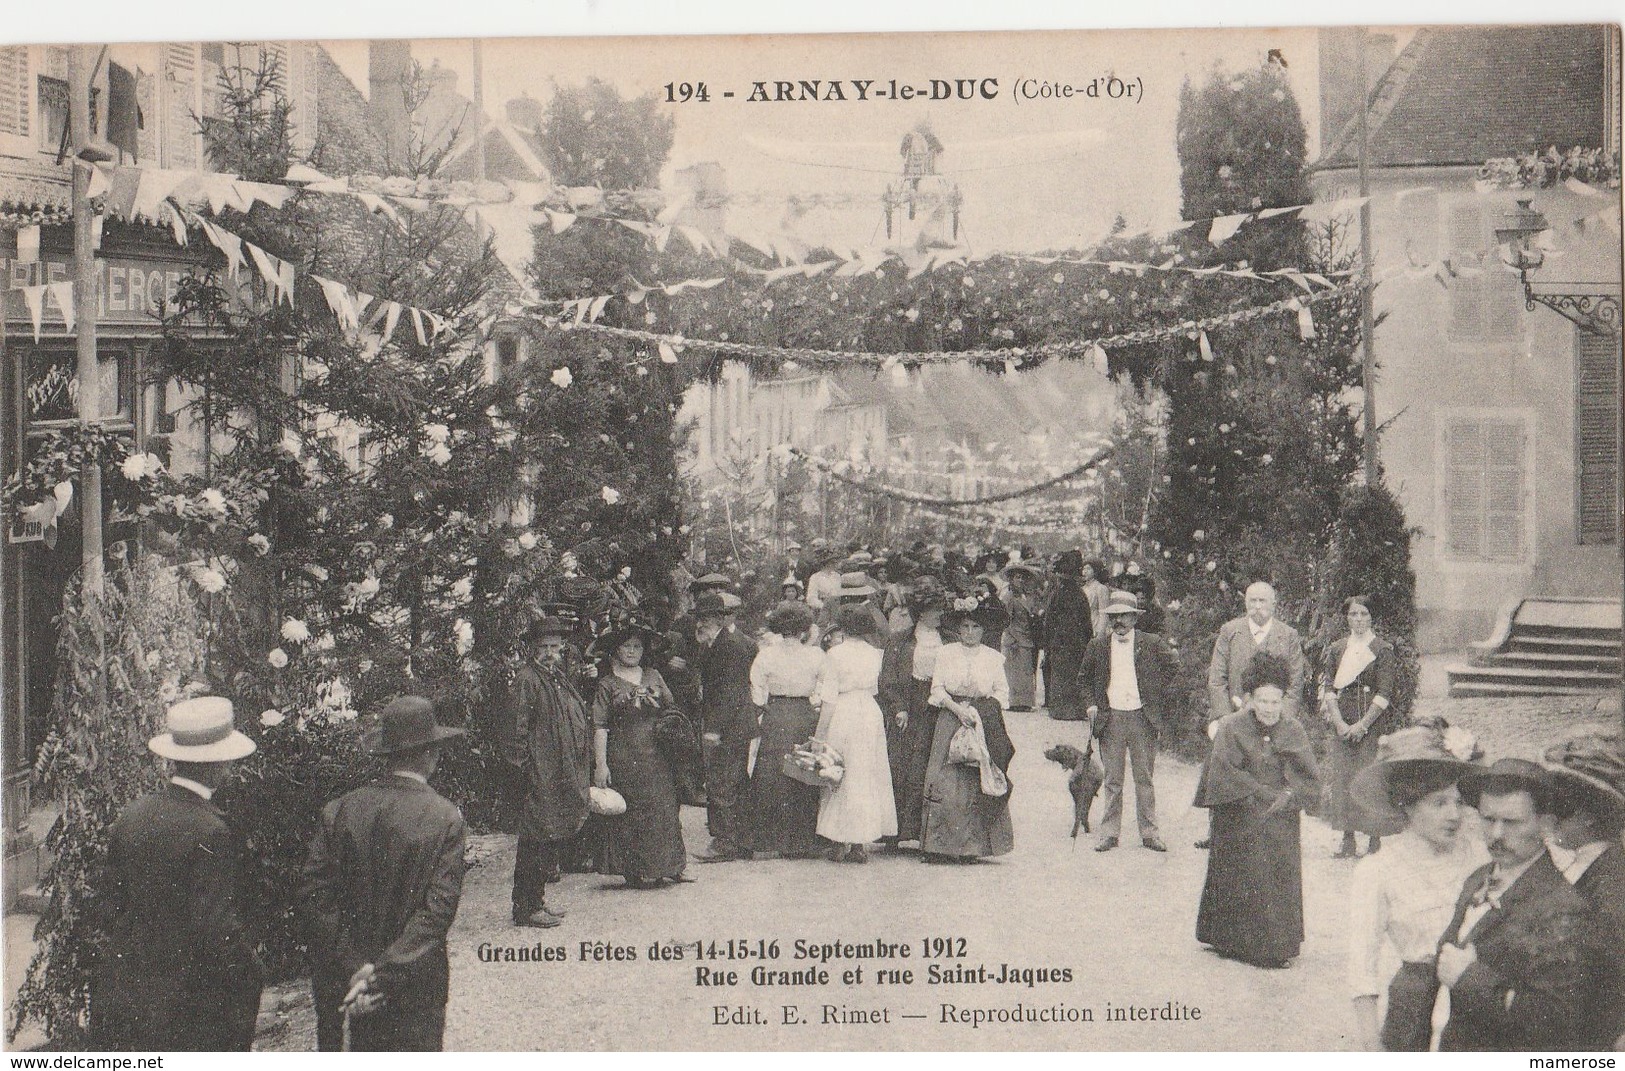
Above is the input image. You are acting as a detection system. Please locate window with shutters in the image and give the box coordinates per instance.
[0,46,31,150]
[1443,415,1530,562]
[1575,329,1621,545]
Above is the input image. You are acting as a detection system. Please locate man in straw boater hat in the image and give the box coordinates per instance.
[1542,733,1625,1049]
[301,696,467,1051]
[1434,756,1607,1052]
[502,613,594,928]
[90,697,262,1051]
[1079,591,1178,853]
[1343,719,1487,1051]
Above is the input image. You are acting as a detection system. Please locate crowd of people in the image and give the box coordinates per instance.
[84,538,1624,1052]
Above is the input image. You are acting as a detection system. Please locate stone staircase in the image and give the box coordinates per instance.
[1447,597,1622,697]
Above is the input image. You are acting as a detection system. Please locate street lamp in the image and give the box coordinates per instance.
[1495,198,1622,336]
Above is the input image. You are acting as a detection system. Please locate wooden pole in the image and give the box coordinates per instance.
[1357,29,1380,485]
[69,46,103,596]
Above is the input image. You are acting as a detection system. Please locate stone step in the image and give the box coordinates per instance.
[1507,634,1621,656]
[1490,651,1622,672]
[1447,681,1618,698]
[1446,662,1620,697]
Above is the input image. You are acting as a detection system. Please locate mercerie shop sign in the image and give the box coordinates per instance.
[2,254,200,328]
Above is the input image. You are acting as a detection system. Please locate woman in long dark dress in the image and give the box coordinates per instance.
[1194,652,1322,968]
[1041,551,1094,721]
[879,579,948,847]
[592,626,691,888]
[920,600,1015,862]
[742,601,826,858]
[1321,594,1398,858]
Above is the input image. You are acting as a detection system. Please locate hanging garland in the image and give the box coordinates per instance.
[793,446,1113,507]
[544,284,1355,368]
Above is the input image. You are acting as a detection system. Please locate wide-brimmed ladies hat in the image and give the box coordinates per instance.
[688,572,734,593]
[149,697,257,762]
[361,696,465,756]
[1003,562,1042,580]
[841,551,876,571]
[589,619,666,663]
[1542,733,1625,818]
[1350,720,1483,836]
[837,571,876,598]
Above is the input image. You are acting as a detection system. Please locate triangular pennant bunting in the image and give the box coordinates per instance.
[46,281,74,333]
[21,285,45,342]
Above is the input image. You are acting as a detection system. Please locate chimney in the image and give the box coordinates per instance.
[1317,27,1364,160]
[506,93,544,135]
[368,41,413,171]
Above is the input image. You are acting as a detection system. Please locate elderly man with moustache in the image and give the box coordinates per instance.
[1434,759,1605,1051]
[1196,581,1305,849]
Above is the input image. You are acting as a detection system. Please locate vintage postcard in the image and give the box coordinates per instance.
[1,15,1621,1056]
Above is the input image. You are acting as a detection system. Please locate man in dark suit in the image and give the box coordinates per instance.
[1436,759,1604,1051]
[301,697,467,1051]
[90,697,262,1051]
[692,591,760,862]
[502,615,592,928]
[1080,592,1179,853]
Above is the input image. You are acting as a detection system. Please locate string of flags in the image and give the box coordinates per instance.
[790,446,1114,508]
[545,282,1357,369]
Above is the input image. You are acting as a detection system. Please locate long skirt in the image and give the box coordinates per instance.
[1003,638,1037,708]
[920,698,1015,859]
[743,696,822,855]
[599,710,687,881]
[1323,716,1383,833]
[1044,640,1088,720]
[1195,801,1304,965]
[885,677,935,842]
[817,691,897,844]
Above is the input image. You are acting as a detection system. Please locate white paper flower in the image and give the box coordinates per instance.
[424,423,450,444]
[618,566,632,581]
[451,577,474,603]
[1167,600,1182,611]
[351,575,380,600]
[313,632,336,651]
[1261,453,1273,465]
[377,513,394,530]
[192,566,227,594]
[120,454,151,481]
[503,539,522,558]
[1193,530,1206,541]
[281,618,311,644]
[279,429,303,458]
[1442,725,1479,762]
[305,563,330,582]
[359,659,375,674]
[517,531,539,551]
[601,486,622,505]
[260,709,285,728]
[424,442,452,466]
[454,618,475,656]
[1205,561,1218,573]
[198,488,228,515]
[246,533,271,556]
[267,647,290,669]
[551,367,574,389]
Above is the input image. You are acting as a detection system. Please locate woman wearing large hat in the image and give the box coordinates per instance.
[1344,718,1488,1050]
[879,577,950,847]
[590,620,691,888]
[919,595,1016,862]
[814,606,898,863]
[1543,733,1625,1050]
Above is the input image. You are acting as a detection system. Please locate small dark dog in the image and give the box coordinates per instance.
[1044,741,1105,838]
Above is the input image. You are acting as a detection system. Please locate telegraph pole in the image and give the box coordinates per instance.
[1357,29,1380,484]
[69,46,103,595]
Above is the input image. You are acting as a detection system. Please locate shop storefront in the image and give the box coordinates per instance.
[2,221,216,878]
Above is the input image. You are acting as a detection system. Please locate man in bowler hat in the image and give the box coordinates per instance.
[90,697,262,1051]
[301,696,467,1051]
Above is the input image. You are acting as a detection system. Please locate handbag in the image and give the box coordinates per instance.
[588,786,627,816]
[947,723,984,766]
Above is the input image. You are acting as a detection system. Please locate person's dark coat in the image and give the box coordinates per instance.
[1076,629,1180,736]
[1039,577,1093,718]
[1437,851,1604,1052]
[300,775,467,1051]
[502,660,593,844]
[699,627,760,740]
[1572,843,1625,1049]
[90,784,262,1051]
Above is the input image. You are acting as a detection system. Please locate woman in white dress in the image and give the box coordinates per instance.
[1346,719,1486,1051]
[814,606,897,863]
[921,600,1015,862]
